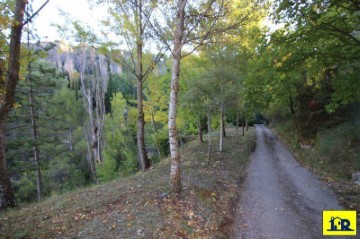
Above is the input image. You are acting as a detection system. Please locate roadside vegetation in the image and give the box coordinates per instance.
[270,113,360,222]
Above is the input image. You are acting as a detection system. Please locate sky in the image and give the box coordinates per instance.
[31,0,282,43]
[31,0,106,42]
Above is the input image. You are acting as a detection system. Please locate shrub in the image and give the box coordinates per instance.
[119,148,138,176]
[14,175,36,202]
[97,152,117,182]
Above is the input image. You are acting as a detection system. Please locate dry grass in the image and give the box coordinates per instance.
[0,126,256,239]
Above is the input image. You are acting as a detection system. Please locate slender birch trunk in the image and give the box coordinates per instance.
[169,0,186,194]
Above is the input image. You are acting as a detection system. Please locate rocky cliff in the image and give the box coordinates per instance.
[33,41,123,75]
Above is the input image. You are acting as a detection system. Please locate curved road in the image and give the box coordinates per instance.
[232,125,343,239]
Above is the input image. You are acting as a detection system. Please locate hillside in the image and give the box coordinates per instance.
[0,127,255,239]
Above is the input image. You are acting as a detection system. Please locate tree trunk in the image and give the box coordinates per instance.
[242,112,245,136]
[136,0,150,170]
[288,87,300,140]
[136,76,150,170]
[197,117,203,143]
[219,100,224,153]
[68,128,74,151]
[236,110,239,141]
[85,129,98,183]
[169,55,182,193]
[79,48,108,181]
[27,27,42,202]
[28,87,43,202]
[0,120,16,210]
[222,120,226,137]
[0,60,4,89]
[151,112,161,160]
[169,0,186,194]
[0,0,27,210]
[85,91,98,178]
[207,113,212,165]
[222,103,226,138]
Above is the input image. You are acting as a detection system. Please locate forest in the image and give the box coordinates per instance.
[0,0,359,214]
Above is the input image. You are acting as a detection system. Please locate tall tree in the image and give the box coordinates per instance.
[181,55,218,164]
[146,0,258,193]
[101,0,164,170]
[7,60,72,202]
[25,23,43,202]
[0,0,27,210]
[0,0,49,209]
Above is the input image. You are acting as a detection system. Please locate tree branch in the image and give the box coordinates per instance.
[22,0,50,26]
[142,50,164,82]
[142,4,173,54]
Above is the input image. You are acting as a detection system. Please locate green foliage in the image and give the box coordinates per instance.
[14,174,36,202]
[101,92,139,179]
[97,152,117,181]
[44,157,86,194]
[153,127,170,157]
[6,0,358,206]
[6,60,90,202]
[268,0,360,113]
[119,148,138,176]
[316,119,360,168]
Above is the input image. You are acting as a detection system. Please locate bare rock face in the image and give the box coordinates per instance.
[36,41,122,75]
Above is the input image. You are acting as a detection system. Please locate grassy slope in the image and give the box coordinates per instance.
[0,126,255,239]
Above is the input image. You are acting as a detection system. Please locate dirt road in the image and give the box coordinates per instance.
[231,124,342,239]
